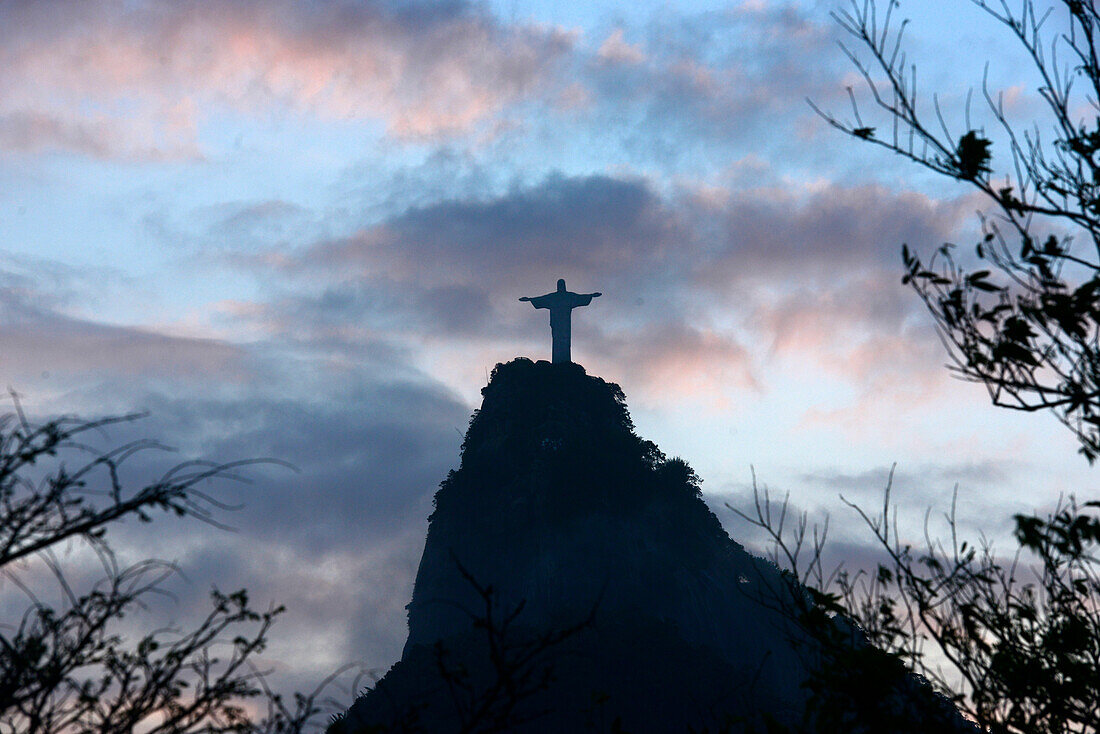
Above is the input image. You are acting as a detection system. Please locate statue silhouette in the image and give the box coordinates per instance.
[520,279,602,364]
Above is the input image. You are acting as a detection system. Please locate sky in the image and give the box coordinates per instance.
[1,0,1095,713]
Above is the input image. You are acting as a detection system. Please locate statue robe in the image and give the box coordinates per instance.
[527,290,596,364]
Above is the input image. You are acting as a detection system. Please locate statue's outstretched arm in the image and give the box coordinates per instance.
[590,292,602,297]
[519,296,531,302]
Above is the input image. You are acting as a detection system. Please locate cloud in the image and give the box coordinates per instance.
[575,3,844,159]
[717,455,1038,571]
[800,461,1012,495]
[297,171,974,297]
[298,173,691,291]
[683,183,979,285]
[216,174,710,398]
[0,286,247,385]
[588,320,759,404]
[4,329,474,690]
[597,29,646,66]
[2,0,1072,714]
[114,380,469,553]
[209,171,982,407]
[202,200,310,239]
[0,111,198,160]
[0,0,853,162]
[0,0,575,157]
[283,173,974,324]
[709,481,897,578]
[743,267,945,392]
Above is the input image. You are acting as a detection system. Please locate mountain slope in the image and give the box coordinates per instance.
[331,358,965,733]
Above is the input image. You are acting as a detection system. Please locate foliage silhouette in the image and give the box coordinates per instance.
[800,2,1100,730]
[427,359,725,591]
[0,402,359,733]
[735,472,1100,733]
[812,0,1100,462]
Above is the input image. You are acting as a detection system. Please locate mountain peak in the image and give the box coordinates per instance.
[335,359,813,732]
[435,358,706,529]
[331,359,970,733]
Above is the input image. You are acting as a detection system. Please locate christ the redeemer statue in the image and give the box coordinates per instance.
[520,279,602,364]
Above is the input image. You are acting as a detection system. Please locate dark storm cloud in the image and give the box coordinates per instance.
[237,173,698,365]
[0,244,472,564]
[283,173,975,338]
[231,281,495,341]
[413,284,494,335]
[0,352,471,684]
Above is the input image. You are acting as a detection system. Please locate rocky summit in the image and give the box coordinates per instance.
[329,358,965,733]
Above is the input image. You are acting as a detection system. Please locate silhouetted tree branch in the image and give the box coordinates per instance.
[437,558,597,734]
[0,404,357,733]
[734,470,1100,733]
[327,556,597,734]
[813,0,1100,462]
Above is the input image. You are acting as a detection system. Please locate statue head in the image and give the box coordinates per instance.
[557,278,566,292]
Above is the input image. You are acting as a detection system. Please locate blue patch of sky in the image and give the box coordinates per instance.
[0,155,165,272]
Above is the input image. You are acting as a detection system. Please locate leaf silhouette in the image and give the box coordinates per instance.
[953,130,993,179]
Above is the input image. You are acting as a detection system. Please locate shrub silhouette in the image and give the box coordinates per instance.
[0,406,356,733]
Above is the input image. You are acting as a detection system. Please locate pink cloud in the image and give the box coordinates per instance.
[0,109,201,161]
[597,29,646,66]
[0,0,856,159]
[0,0,575,156]
[590,321,759,404]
